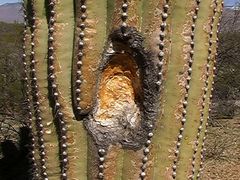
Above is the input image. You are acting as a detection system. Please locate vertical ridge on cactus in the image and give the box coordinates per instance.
[190,1,223,179]
[175,0,217,178]
[22,0,223,179]
[27,1,49,178]
[151,0,195,178]
[72,0,107,117]
[22,2,39,178]
[47,0,89,178]
[195,2,224,179]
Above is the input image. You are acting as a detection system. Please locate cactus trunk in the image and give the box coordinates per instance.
[22,0,223,179]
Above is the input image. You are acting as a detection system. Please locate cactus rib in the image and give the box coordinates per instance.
[21,1,39,178]
[140,0,170,179]
[189,0,219,179]
[196,1,224,178]
[27,0,49,178]
[172,0,202,178]
[47,0,69,178]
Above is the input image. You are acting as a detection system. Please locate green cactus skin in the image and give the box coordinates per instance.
[52,0,87,178]
[22,0,223,179]
[175,0,219,178]
[24,0,49,178]
[33,1,61,178]
[149,1,223,180]
[194,2,224,179]
[150,0,198,178]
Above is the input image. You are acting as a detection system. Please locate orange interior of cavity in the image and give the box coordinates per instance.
[95,54,142,121]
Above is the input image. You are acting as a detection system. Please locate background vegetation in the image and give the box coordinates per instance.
[202,5,240,180]
[0,22,30,180]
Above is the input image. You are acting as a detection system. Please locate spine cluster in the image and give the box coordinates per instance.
[140,132,154,179]
[172,0,201,179]
[47,0,68,179]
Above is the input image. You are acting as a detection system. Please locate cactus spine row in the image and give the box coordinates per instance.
[22,3,39,179]
[98,148,106,179]
[28,1,48,178]
[47,0,68,179]
[121,0,128,34]
[140,0,170,179]
[75,1,86,114]
[196,1,224,178]
[171,0,202,178]
[189,0,218,179]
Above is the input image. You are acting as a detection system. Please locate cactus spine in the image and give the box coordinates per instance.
[22,5,39,179]
[22,0,223,179]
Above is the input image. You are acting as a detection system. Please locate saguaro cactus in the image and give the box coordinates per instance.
[22,0,223,179]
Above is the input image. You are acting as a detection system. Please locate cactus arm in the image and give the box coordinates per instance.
[141,2,169,178]
[192,1,223,179]
[72,0,108,178]
[110,0,122,29]
[103,146,142,179]
[175,0,215,179]
[87,138,101,180]
[72,0,82,116]
[101,146,124,180]
[104,148,142,180]
[150,0,195,178]
[53,0,74,104]
[114,148,125,180]
[191,0,222,178]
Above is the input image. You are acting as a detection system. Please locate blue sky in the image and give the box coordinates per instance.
[0,0,238,6]
[0,0,20,5]
[225,0,239,6]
